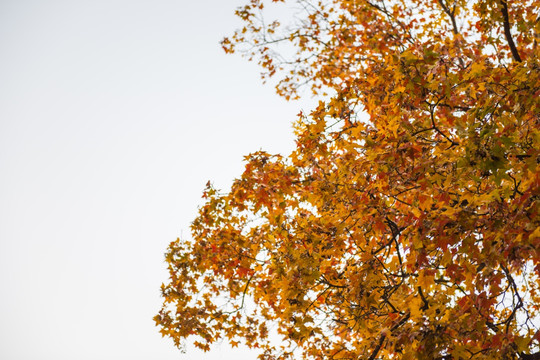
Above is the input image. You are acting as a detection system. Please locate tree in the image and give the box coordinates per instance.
[156,0,540,359]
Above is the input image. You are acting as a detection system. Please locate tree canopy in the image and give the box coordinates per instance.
[156,0,540,359]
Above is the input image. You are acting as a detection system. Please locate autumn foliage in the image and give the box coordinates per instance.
[156,0,540,359]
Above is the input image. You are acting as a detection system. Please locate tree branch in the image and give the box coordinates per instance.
[500,0,522,62]
[368,333,386,360]
[520,352,540,360]
[437,0,459,35]
[418,286,429,310]
[369,313,411,360]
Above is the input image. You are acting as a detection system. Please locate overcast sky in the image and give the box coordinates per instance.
[0,1,315,359]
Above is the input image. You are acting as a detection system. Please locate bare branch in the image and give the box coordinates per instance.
[500,0,522,62]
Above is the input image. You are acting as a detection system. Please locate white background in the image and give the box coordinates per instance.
[0,1,315,359]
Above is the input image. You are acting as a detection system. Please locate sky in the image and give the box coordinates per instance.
[0,1,316,359]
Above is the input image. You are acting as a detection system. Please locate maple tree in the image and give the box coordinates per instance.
[156,0,540,359]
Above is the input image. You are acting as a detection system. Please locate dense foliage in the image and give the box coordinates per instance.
[156,1,540,359]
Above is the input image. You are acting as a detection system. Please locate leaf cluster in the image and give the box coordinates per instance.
[156,1,540,359]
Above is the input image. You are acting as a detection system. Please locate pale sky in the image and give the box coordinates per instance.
[0,1,315,359]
